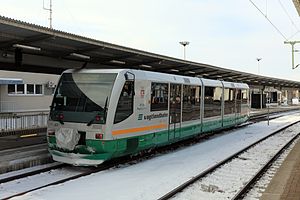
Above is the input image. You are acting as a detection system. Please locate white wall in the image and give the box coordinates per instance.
[0,70,59,112]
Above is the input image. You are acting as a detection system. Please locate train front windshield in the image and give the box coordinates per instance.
[50,73,117,124]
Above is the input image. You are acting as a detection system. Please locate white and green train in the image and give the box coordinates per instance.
[47,69,249,166]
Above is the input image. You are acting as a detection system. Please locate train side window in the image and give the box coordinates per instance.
[224,88,235,115]
[151,82,168,111]
[114,81,134,124]
[182,85,201,122]
[236,89,242,113]
[204,86,222,118]
[241,89,249,115]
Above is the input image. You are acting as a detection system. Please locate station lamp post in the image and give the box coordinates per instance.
[256,58,262,75]
[179,41,190,60]
[284,41,300,69]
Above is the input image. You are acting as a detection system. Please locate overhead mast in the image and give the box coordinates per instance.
[43,0,53,29]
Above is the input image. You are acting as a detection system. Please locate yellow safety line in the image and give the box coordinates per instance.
[20,133,38,138]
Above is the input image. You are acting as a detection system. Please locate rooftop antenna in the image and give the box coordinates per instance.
[43,0,53,29]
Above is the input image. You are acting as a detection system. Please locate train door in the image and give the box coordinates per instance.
[169,84,182,140]
[235,89,242,124]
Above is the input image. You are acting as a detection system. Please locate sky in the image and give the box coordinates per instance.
[1,0,300,81]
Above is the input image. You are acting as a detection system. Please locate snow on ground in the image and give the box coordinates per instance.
[244,138,298,199]
[172,124,300,199]
[0,162,60,180]
[9,112,300,200]
[0,166,88,199]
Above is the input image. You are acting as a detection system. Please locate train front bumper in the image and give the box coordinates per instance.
[49,149,110,166]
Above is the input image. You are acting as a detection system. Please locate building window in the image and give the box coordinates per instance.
[35,84,43,94]
[8,84,43,95]
[27,84,34,94]
[151,82,168,111]
[16,84,25,94]
[8,84,15,94]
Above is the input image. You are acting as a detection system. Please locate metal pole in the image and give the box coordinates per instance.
[43,0,53,29]
[292,43,295,69]
[284,41,300,69]
[256,58,262,74]
[267,103,270,125]
[179,41,189,60]
[267,89,270,125]
[50,0,53,29]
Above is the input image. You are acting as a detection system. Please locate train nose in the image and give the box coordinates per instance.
[55,128,80,151]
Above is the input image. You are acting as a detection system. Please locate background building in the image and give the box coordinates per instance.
[0,70,59,112]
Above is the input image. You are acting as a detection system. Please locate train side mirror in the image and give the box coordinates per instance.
[124,72,135,81]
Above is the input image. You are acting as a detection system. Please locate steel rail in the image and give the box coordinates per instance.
[232,133,300,200]
[0,163,66,184]
[157,120,300,200]
[1,155,134,200]
[2,111,299,199]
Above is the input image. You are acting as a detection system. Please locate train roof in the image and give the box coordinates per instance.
[63,68,249,89]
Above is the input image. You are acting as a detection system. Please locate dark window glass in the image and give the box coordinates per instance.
[151,83,168,111]
[182,85,201,122]
[27,84,34,94]
[114,81,134,123]
[170,84,181,123]
[236,89,242,113]
[52,73,116,113]
[204,86,222,118]
[8,84,15,94]
[224,88,235,115]
[35,84,43,94]
[241,89,249,115]
[16,84,24,94]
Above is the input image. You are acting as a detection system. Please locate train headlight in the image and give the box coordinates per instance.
[95,115,103,122]
[59,113,64,120]
[48,130,55,136]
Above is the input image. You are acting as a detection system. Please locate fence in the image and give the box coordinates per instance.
[0,111,49,134]
[0,101,15,112]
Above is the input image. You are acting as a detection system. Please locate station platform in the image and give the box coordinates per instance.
[250,105,300,117]
[0,144,52,174]
[260,139,300,200]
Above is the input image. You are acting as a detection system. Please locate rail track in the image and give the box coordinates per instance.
[232,134,299,200]
[0,162,65,185]
[158,121,300,200]
[0,155,136,200]
[1,111,299,199]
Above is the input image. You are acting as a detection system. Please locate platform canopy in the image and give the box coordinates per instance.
[0,15,300,88]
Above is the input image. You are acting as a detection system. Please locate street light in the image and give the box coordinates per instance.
[284,41,300,69]
[256,58,262,74]
[179,41,190,60]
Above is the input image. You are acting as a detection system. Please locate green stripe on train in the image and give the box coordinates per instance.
[48,115,248,161]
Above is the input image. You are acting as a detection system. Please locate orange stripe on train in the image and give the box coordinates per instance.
[112,123,167,136]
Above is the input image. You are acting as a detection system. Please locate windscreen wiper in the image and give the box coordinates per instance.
[87,97,108,126]
[87,118,94,126]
